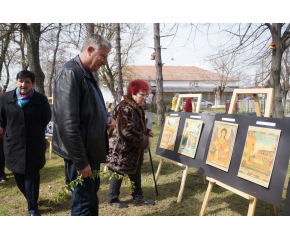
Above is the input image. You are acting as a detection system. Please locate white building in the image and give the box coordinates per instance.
[100,65,240,104]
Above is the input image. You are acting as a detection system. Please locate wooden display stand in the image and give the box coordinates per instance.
[46,96,53,160]
[47,97,53,104]
[154,94,206,203]
[200,88,276,216]
[175,94,202,113]
[45,137,52,160]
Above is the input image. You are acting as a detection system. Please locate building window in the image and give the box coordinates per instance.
[190,81,200,87]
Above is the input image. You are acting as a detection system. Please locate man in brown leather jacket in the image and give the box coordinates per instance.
[52,34,115,216]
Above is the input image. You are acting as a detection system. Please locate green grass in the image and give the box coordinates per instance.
[0,112,289,216]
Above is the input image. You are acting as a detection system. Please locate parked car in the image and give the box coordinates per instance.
[198,99,213,108]
[243,96,264,100]
[183,98,213,109]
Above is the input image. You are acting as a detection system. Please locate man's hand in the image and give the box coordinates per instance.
[106,116,116,130]
[0,127,3,135]
[147,139,151,148]
[77,164,92,178]
[147,130,154,138]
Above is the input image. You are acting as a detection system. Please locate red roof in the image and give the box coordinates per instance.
[123,65,239,82]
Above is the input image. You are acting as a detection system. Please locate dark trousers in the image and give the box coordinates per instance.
[0,142,5,180]
[65,159,100,216]
[13,171,40,214]
[108,160,143,203]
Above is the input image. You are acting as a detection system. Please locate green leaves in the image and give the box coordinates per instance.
[53,169,135,203]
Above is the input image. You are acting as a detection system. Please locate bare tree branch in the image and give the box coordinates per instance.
[282,23,290,41]
[240,23,252,44]
[265,23,272,31]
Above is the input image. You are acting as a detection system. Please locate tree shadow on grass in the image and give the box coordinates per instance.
[38,172,285,216]
[124,171,282,216]
[40,164,66,184]
[140,189,263,216]
[38,197,72,216]
[141,158,187,176]
[198,194,282,216]
[0,165,66,191]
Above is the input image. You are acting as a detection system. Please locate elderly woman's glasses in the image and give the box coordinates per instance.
[138,94,148,98]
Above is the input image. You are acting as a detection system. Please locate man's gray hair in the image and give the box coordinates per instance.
[81,34,112,52]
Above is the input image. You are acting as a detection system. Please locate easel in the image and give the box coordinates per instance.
[47,97,53,105]
[200,88,276,216]
[176,94,202,113]
[154,94,206,203]
[45,137,52,160]
[46,96,53,160]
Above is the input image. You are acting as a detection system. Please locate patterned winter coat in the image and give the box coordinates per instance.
[105,94,150,175]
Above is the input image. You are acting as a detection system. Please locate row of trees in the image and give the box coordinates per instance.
[0,23,147,101]
[1,23,289,123]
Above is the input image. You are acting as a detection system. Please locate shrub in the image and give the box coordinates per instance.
[164,100,172,111]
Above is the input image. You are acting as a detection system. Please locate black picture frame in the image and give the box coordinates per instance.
[155,112,215,169]
[199,113,290,206]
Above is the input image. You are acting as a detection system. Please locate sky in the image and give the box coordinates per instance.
[133,23,214,69]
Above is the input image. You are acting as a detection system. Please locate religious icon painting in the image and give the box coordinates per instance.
[237,126,281,188]
[160,116,180,151]
[178,119,203,158]
[206,121,239,172]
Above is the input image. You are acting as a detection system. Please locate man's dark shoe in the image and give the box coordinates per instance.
[133,196,155,206]
[108,201,128,209]
[30,211,41,216]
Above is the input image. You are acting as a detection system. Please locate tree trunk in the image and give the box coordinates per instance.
[3,60,10,92]
[268,23,284,118]
[18,32,29,70]
[115,23,123,102]
[103,63,118,101]
[154,23,165,127]
[20,23,45,94]
[85,23,94,36]
[216,90,221,105]
[0,24,14,81]
[48,23,62,97]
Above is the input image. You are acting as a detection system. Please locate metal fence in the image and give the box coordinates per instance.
[229,99,290,116]
[234,100,267,115]
[284,100,290,115]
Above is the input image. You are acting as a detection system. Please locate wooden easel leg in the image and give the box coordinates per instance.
[199,181,214,216]
[270,204,276,215]
[177,166,189,203]
[49,138,52,160]
[153,158,164,187]
[201,174,206,185]
[247,198,257,216]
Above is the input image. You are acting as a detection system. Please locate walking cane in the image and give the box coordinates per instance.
[148,148,158,196]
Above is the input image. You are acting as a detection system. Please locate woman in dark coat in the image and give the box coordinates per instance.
[0,70,51,216]
[105,79,155,208]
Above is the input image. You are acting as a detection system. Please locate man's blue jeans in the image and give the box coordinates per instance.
[65,160,100,216]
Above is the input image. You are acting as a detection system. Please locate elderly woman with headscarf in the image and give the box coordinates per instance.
[184,98,193,112]
[105,79,155,208]
[0,70,51,216]
[172,93,180,111]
